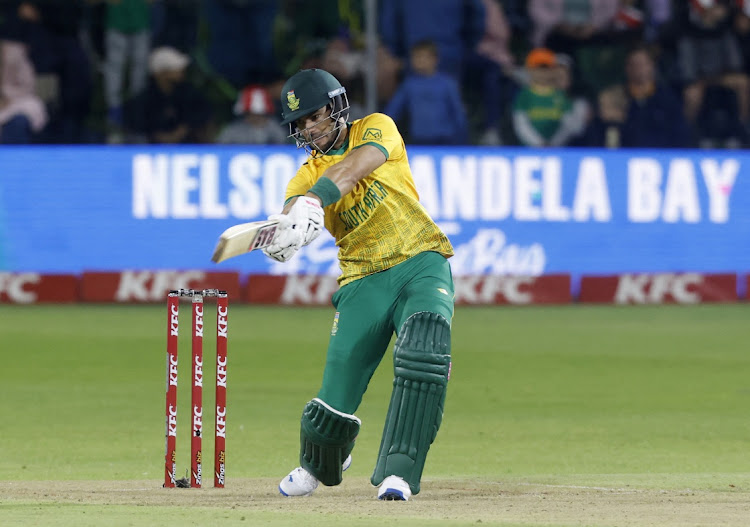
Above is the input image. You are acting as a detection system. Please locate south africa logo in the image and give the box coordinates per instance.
[287,90,300,111]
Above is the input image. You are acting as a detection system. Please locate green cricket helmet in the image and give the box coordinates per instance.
[280,69,350,155]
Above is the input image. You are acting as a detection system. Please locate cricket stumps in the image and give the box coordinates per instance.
[164,289,228,489]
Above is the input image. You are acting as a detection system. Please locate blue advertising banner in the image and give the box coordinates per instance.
[1,146,748,281]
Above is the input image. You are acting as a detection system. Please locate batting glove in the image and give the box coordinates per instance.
[262,214,304,262]
[287,196,325,246]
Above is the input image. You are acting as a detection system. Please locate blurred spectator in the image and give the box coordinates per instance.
[203,0,279,88]
[474,0,516,76]
[100,0,153,143]
[2,1,93,143]
[529,0,619,49]
[468,0,520,145]
[272,0,369,119]
[0,39,47,143]
[529,0,641,93]
[151,0,199,53]
[554,53,592,146]
[582,84,628,147]
[694,84,747,148]
[320,38,367,120]
[621,45,690,147]
[379,0,485,82]
[273,0,365,77]
[216,84,287,144]
[733,0,750,65]
[585,45,690,148]
[639,0,673,42]
[274,1,393,110]
[675,0,749,128]
[123,46,213,143]
[511,48,575,147]
[374,42,404,108]
[384,40,468,145]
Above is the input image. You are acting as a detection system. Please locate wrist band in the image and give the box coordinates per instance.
[308,177,342,207]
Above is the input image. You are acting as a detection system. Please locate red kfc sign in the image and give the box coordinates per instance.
[81,271,240,302]
[246,274,338,305]
[454,274,571,305]
[0,273,78,303]
[579,273,737,304]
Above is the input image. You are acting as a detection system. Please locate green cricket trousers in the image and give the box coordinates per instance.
[317,251,454,414]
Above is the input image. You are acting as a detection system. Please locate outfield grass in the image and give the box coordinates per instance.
[0,304,748,526]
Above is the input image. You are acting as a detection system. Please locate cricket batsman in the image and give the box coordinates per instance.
[264,68,454,501]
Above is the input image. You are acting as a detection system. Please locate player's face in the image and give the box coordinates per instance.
[295,106,336,151]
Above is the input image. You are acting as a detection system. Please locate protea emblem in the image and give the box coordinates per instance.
[287,90,300,111]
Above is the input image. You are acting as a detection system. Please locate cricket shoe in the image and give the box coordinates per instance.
[278,455,352,497]
[377,475,411,501]
[279,467,318,497]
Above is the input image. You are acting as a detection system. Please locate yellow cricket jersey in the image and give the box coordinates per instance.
[286,113,454,286]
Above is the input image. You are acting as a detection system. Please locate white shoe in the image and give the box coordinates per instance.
[377,475,411,501]
[279,467,318,497]
[278,455,353,497]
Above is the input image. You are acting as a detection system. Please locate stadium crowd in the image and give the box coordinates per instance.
[1,0,749,149]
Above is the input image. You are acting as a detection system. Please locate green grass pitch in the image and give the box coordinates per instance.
[0,303,748,526]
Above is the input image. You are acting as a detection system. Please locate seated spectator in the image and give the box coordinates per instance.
[676,0,749,126]
[511,48,575,147]
[216,84,288,144]
[123,46,213,144]
[0,39,47,143]
[614,45,690,148]
[4,1,93,143]
[384,40,468,145]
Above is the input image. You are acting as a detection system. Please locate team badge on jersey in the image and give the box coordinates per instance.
[331,312,340,336]
[362,128,382,141]
[287,90,300,111]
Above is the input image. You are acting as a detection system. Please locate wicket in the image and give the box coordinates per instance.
[164,288,228,488]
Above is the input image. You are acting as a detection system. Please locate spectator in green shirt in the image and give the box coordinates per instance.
[511,47,576,147]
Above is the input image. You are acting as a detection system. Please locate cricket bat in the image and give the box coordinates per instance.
[211,220,280,263]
